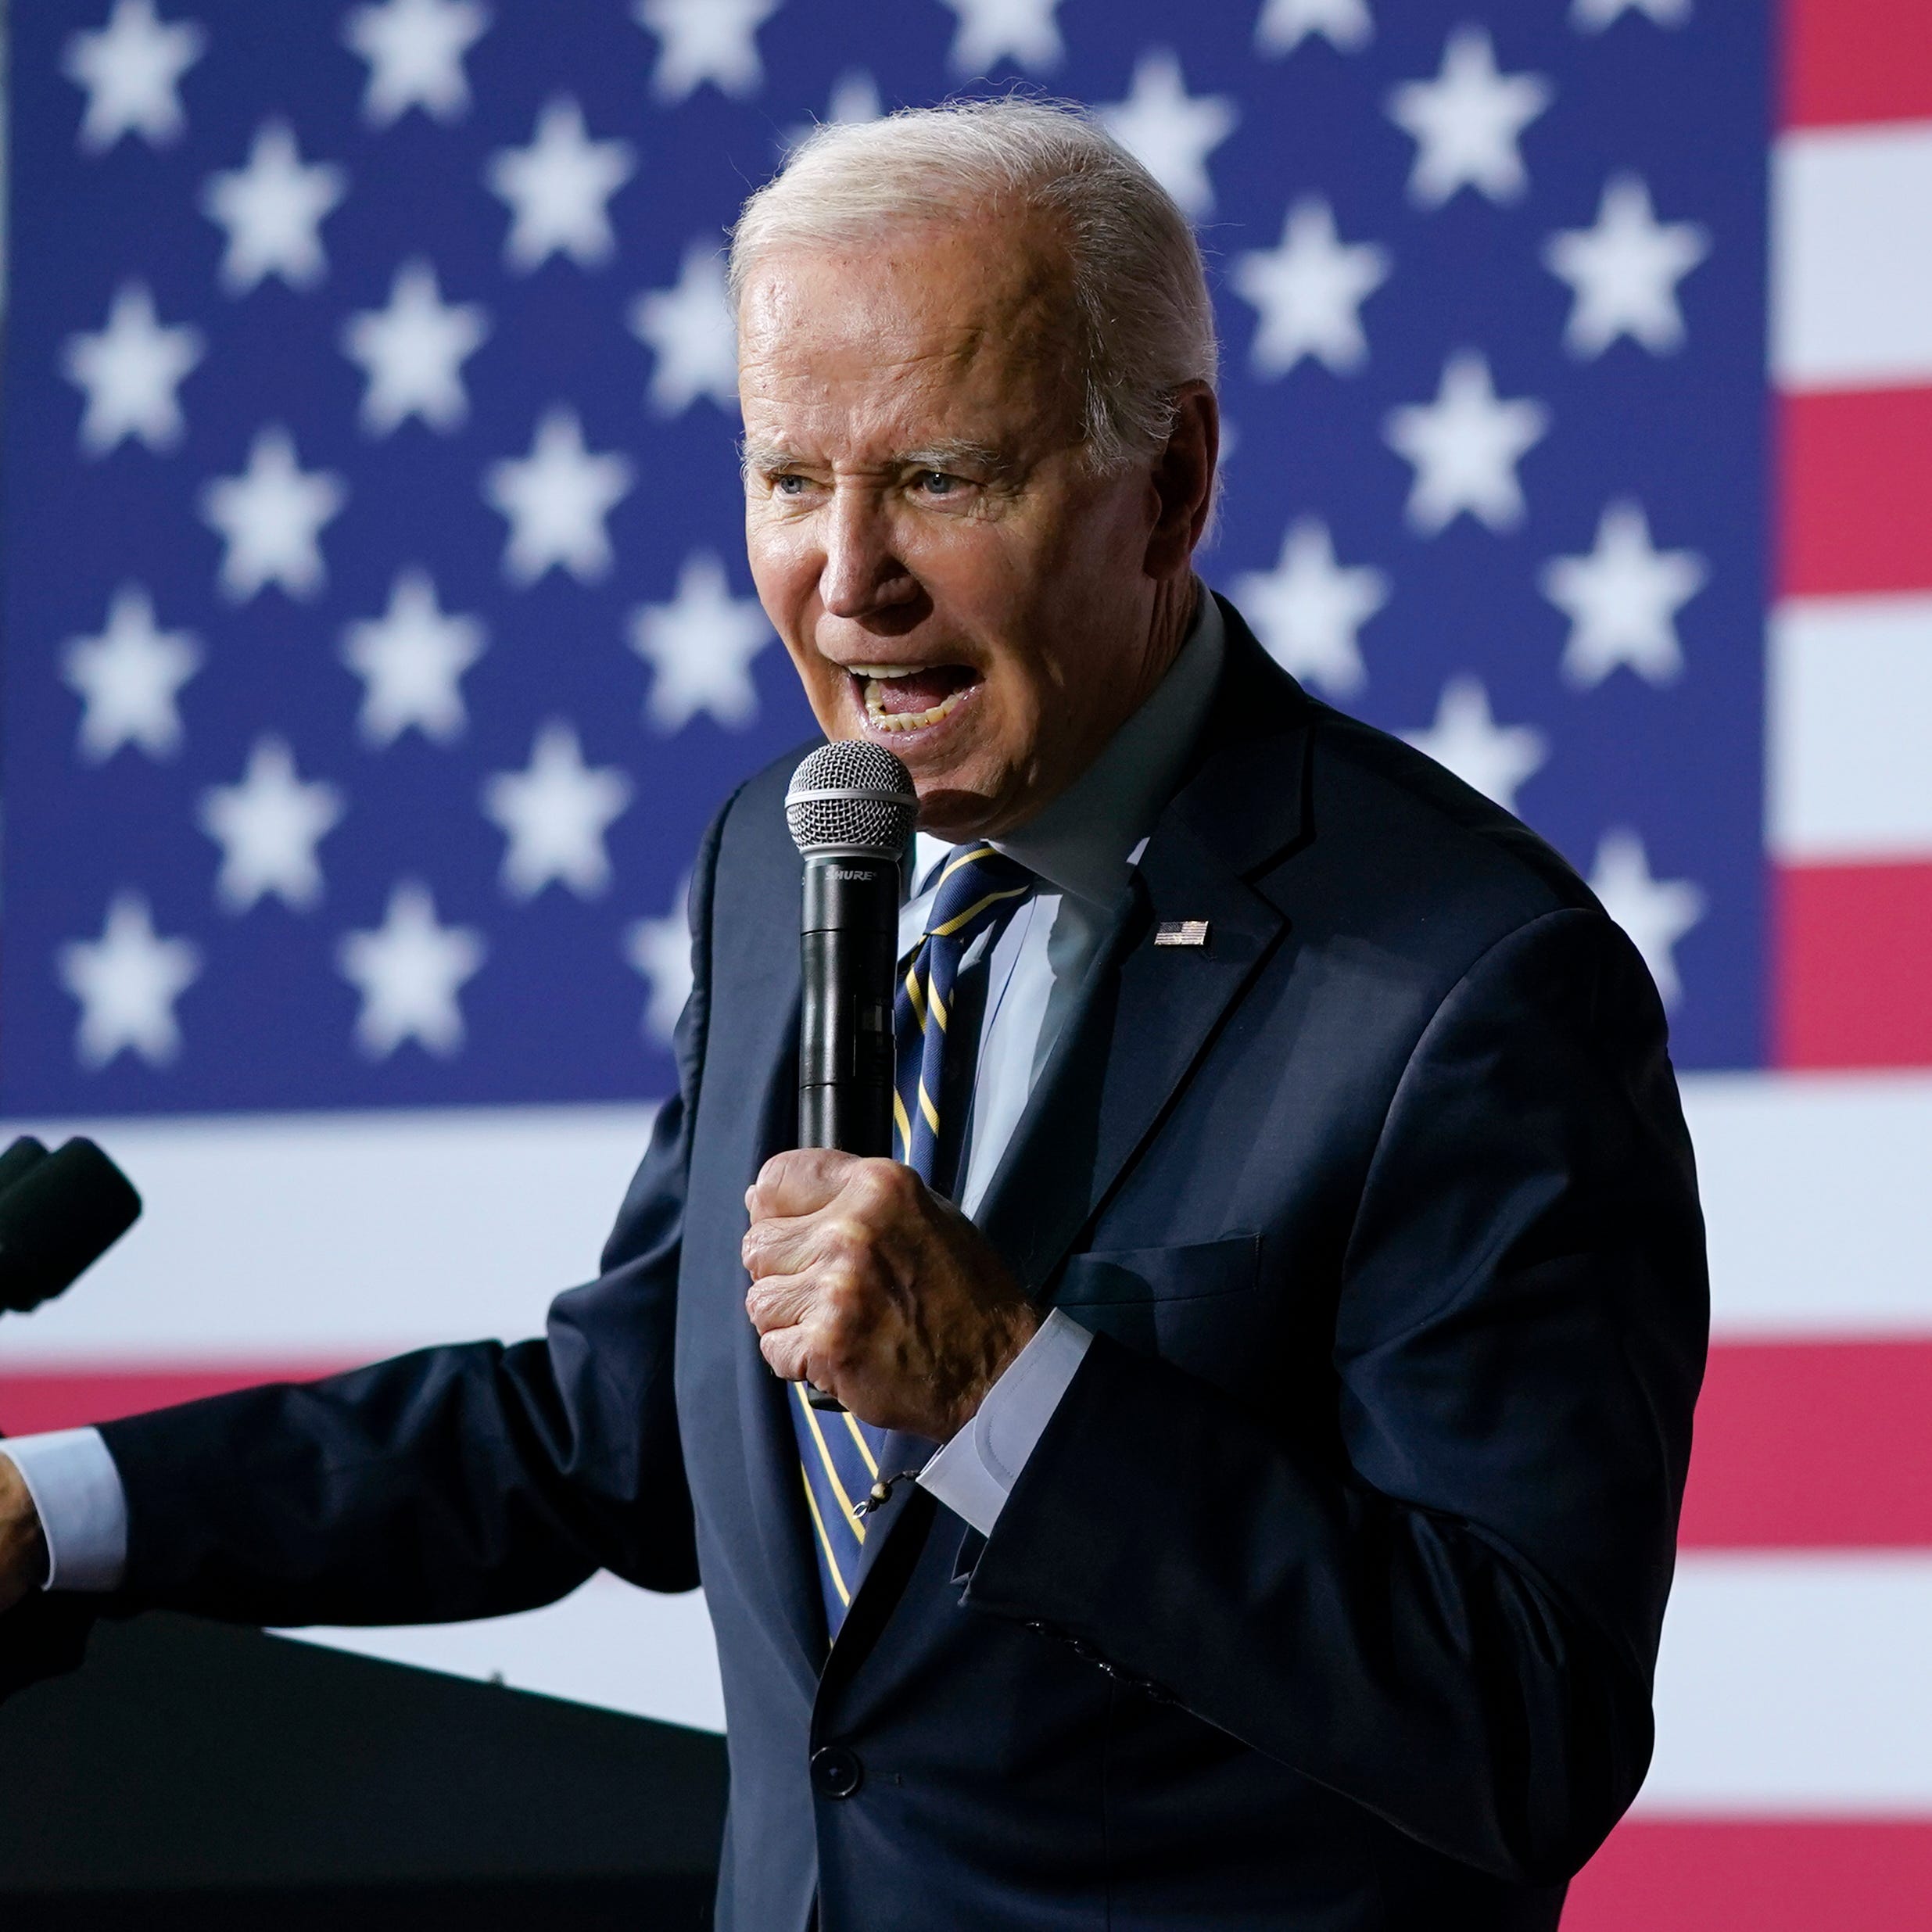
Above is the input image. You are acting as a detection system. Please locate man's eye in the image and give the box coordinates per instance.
[772,473,810,496]
[914,471,961,496]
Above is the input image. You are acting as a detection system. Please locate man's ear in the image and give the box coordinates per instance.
[1144,384,1220,580]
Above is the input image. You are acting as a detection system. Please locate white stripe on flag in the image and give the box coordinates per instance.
[1686,1073,1932,1337]
[1769,594,1932,862]
[1640,1554,1932,1813]
[1774,124,1932,391]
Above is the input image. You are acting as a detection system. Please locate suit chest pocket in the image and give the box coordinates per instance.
[1049,1234,1264,1386]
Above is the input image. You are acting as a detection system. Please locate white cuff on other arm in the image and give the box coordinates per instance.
[917,1309,1092,1536]
[0,1428,130,1592]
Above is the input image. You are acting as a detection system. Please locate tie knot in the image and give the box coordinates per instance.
[921,845,1034,949]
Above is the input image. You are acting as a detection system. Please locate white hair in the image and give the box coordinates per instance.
[728,97,1217,473]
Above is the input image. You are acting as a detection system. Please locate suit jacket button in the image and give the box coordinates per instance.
[811,1744,864,1800]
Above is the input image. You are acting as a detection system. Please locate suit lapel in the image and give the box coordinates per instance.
[974,608,1312,1298]
[736,1026,834,1688]
[971,829,1285,1296]
[708,803,828,1690]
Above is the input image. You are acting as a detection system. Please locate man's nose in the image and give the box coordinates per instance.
[819,488,916,620]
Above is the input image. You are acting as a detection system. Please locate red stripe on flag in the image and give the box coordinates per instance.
[1567,1819,1932,1932]
[1784,0,1932,129]
[1780,388,1932,597]
[0,1364,358,1436]
[1682,1340,1932,1547]
[1773,860,1932,1067]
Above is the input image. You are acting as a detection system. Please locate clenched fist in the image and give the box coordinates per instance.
[743,1150,1039,1442]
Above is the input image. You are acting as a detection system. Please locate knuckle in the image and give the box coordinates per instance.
[811,1327,855,1379]
[859,1160,912,1207]
[822,1214,869,1261]
[823,1264,870,1324]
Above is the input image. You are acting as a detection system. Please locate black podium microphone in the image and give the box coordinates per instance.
[0,1137,142,1315]
[0,1137,48,1202]
[783,741,918,1410]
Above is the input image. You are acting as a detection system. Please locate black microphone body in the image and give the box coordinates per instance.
[798,855,900,1160]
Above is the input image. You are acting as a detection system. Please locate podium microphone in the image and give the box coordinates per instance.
[784,741,918,1410]
[0,1136,142,1315]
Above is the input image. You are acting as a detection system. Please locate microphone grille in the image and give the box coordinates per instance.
[786,742,918,856]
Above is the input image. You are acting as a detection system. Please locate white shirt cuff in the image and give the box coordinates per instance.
[917,1310,1092,1536]
[1,1428,130,1593]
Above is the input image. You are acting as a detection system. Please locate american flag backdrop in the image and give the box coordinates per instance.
[1,0,1928,1922]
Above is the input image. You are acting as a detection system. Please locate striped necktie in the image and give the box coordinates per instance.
[790,843,1034,1639]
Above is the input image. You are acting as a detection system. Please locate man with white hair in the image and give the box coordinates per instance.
[1,101,1706,1930]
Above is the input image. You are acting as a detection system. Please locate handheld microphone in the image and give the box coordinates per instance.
[784,742,918,1409]
[0,1136,142,1315]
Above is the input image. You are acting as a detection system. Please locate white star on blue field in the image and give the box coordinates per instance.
[4,0,1768,1113]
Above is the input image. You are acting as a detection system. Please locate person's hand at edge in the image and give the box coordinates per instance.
[0,1452,49,1614]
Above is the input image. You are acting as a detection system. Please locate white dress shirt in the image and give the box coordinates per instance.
[1,592,1225,1583]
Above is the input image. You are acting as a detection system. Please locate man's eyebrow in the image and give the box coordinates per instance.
[737,438,1016,477]
[898,440,1013,475]
[738,437,796,476]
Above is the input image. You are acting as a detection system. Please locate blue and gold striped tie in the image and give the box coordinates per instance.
[790,843,1034,1638]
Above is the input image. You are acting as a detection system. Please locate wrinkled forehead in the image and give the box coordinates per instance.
[736,217,1084,452]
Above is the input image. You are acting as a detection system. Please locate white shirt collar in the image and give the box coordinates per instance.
[911,585,1226,909]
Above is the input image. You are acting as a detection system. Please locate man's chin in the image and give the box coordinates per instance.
[912,787,1009,843]
[896,746,1013,843]
[909,755,1040,844]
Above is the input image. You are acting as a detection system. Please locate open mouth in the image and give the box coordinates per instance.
[848,662,980,733]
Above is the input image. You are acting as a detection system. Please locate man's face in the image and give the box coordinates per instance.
[738,217,1191,841]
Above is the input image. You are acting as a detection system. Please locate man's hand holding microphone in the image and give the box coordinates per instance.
[762,743,1041,1443]
[743,1148,1039,1443]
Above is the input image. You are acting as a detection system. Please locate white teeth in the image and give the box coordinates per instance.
[849,663,918,679]
[863,677,968,732]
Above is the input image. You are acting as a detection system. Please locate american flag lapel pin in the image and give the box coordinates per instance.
[1154,920,1210,948]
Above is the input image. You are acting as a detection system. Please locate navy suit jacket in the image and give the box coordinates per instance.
[88,604,1708,1930]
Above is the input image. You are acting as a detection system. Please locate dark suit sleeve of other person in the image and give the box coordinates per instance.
[962,903,1707,1886]
[88,803,737,1629]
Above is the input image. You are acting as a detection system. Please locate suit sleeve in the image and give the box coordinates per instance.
[961,906,1709,1885]
[91,803,734,1630]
